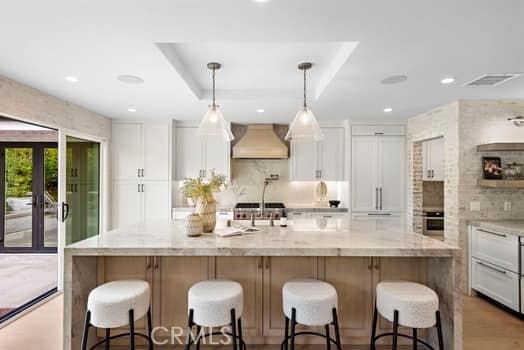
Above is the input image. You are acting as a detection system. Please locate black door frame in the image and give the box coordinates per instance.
[0,142,58,253]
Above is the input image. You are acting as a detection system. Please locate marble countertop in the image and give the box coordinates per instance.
[65,217,459,257]
[470,219,524,237]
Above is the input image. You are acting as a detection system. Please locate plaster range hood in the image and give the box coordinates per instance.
[232,124,289,159]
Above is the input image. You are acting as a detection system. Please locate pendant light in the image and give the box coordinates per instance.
[198,62,234,141]
[285,62,323,141]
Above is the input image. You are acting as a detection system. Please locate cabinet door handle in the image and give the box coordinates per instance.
[477,261,507,275]
[146,257,152,269]
[375,188,379,210]
[138,184,141,192]
[258,257,263,269]
[138,168,141,178]
[153,256,159,270]
[265,257,270,270]
[141,169,145,177]
[379,187,383,210]
[141,184,145,192]
[374,257,380,270]
[477,228,506,238]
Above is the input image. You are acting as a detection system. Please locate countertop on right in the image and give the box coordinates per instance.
[469,219,524,237]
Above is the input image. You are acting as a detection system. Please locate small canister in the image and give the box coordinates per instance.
[184,213,203,237]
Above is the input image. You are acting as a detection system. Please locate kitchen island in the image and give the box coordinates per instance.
[64,217,461,350]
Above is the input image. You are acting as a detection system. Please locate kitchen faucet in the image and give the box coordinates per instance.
[260,174,279,217]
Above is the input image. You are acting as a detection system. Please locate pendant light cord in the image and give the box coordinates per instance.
[212,67,216,108]
[303,68,307,108]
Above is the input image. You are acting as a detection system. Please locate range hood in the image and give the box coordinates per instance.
[232,124,289,159]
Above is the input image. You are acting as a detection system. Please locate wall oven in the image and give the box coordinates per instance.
[423,211,444,235]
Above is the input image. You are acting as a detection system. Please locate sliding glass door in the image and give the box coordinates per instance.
[63,136,100,245]
[0,143,58,252]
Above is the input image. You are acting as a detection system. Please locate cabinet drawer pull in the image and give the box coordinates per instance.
[477,261,507,275]
[367,213,391,216]
[323,215,332,218]
[478,228,506,238]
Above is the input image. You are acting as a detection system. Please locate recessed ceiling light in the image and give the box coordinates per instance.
[440,77,455,84]
[381,75,408,85]
[256,108,265,113]
[383,108,393,113]
[127,108,137,113]
[117,74,144,84]
[65,76,79,83]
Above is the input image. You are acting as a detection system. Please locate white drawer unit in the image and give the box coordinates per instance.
[471,226,519,273]
[471,257,520,312]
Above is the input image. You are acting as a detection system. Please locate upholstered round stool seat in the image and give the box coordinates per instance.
[282,279,338,326]
[87,280,150,329]
[188,280,243,328]
[376,281,439,329]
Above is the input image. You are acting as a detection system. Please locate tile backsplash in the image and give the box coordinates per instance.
[174,159,348,208]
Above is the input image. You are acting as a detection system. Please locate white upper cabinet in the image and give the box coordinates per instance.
[174,125,230,180]
[113,122,170,181]
[290,141,318,181]
[113,123,144,180]
[423,137,444,181]
[351,126,406,213]
[290,126,345,181]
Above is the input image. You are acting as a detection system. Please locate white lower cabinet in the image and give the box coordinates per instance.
[113,181,170,228]
[471,226,519,273]
[471,257,520,312]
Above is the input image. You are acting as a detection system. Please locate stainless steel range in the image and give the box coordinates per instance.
[233,202,285,220]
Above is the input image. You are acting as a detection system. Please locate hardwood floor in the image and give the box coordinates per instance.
[1,294,524,349]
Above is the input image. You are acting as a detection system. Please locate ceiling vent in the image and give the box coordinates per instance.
[465,73,521,87]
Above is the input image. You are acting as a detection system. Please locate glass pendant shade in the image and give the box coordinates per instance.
[197,105,234,141]
[285,106,323,141]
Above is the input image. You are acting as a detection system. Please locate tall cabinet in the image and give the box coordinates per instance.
[351,126,406,214]
[112,122,172,228]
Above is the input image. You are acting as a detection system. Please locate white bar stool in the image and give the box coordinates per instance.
[371,281,444,350]
[281,279,342,350]
[185,280,245,350]
[81,280,153,350]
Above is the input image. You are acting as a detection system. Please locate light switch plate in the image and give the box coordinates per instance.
[470,201,481,212]
[504,201,512,212]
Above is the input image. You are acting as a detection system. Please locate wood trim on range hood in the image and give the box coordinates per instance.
[232,124,289,159]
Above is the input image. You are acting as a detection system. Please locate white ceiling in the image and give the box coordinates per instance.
[0,0,523,123]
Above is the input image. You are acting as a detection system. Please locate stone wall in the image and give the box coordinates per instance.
[407,101,460,245]
[408,99,524,293]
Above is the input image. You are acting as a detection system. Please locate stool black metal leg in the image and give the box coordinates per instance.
[370,305,378,350]
[185,309,194,350]
[332,308,342,350]
[129,309,135,350]
[436,310,444,350]
[230,309,238,350]
[81,310,91,350]
[196,325,202,350]
[147,307,153,350]
[105,328,110,350]
[392,310,399,350]
[290,308,297,350]
[284,316,290,350]
[325,325,331,350]
[237,318,244,350]
[412,328,417,350]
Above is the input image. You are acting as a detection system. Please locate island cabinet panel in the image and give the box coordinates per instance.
[321,257,374,341]
[214,257,264,337]
[262,257,319,338]
[152,257,210,341]
[372,257,428,345]
[96,256,153,343]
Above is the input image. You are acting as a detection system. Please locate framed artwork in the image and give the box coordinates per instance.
[482,157,502,179]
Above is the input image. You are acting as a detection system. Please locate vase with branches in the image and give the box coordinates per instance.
[181,171,227,232]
